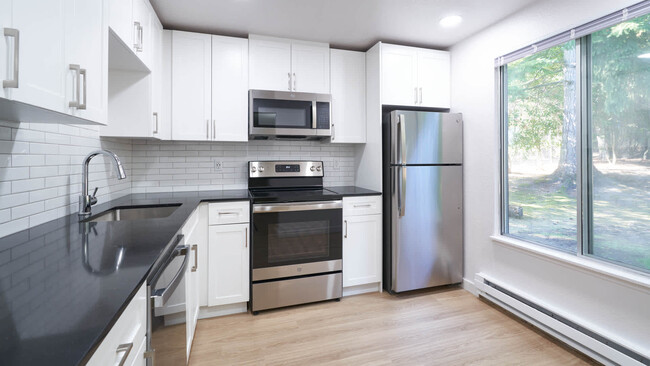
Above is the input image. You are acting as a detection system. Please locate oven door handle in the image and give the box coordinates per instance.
[150,243,190,308]
[253,200,342,213]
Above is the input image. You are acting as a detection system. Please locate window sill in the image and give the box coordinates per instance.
[490,235,650,291]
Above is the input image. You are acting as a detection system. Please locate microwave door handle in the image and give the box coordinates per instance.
[312,101,317,129]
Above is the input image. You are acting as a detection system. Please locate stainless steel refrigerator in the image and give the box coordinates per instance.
[382,110,463,293]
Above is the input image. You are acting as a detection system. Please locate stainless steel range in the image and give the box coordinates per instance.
[248,161,343,314]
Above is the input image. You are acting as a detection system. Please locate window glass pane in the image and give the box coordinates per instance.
[504,40,578,252]
[589,14,650,271]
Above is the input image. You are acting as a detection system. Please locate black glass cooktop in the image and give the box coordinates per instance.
[249,188,342,203]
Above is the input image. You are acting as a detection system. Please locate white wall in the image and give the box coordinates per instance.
[451,0,649,358]
[0,121,131,237]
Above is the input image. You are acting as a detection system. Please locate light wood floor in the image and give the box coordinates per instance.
[189,288,597,365]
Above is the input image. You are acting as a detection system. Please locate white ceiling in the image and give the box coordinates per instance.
[149,0,541,51]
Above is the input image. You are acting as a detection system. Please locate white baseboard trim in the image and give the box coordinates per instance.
[474,273,647,366]
[198,302,248,319]
[343,282,381,297]
[462,277,478,296]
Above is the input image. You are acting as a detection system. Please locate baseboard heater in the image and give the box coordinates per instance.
[474,273,649,366]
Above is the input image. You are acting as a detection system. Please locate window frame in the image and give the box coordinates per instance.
[497,17,650,274]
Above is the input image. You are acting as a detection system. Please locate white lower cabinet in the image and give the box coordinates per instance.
[208,223,250,306]
[86,283,147,366]
[342,196,382,291]
[182,206,203,361]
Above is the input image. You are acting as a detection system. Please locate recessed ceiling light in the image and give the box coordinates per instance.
[639,53,650,59]
[440,15,462,28]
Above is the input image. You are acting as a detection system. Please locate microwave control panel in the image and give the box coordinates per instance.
[316,102,330,130]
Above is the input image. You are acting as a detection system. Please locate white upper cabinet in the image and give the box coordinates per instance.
[8,0,66,112]
[212,35,248,142]
[151,17,168,139]
[109,0,133,50]
[382,43,450,109]
[64,0,108,124]
[249,35,329,94]
[291,41,330,94]
[330,49,366,143]
[132,0,152,68]
[248,36,291,92]
[171,31,212,141]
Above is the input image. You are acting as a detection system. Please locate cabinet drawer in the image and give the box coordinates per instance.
[343,196,382,216]
[86,283,147,366]
[208,201,250,225]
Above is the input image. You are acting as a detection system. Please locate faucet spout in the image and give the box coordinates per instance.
[79,150,127,217]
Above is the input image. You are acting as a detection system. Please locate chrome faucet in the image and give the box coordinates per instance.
[79,150,127,217]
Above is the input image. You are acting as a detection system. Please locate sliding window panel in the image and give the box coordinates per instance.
[586,13,650,271]
[502,40,579,252]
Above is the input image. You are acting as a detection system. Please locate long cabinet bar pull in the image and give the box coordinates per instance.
[153,112,159,134]
[212,120,216,139]
[293,73,296,91]
[79,68,87,110]
[245,227,248,248]
[3,28,19,88]
[419,87,423,105]
[116,343,133,366]
[206,120,209,139]
[344,220,348,238]
[287,72,291,91]
[69,64,81,108]
[353,204,372,208]
[191,244,198,272]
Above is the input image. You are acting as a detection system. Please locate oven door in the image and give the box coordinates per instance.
[252,200,342,280]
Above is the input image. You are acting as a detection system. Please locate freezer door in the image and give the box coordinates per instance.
[390,111,463,165]
[390,165,463,292]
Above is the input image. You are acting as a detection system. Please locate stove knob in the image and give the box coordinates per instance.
[310,166,316,172]
[316,166,322,172]
[251,166,257,173]
[259,166,265,172]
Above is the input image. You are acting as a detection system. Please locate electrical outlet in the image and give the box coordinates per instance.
[214,160,223,172]
[332,159,340,171]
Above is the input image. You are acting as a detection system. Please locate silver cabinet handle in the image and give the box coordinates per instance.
[116,343,133,366]
[344,220,348,238]
[191,244,198,272]
[353,204,371,208]
[414,87,418,105]
[218,211,239,215]
[69,64,81,108]
[206,119,209,139]
[133,22,143,52]
[287,72,291,91]
[212,120,216,139]
[293,72,296,91]
[3,28,19,88]
[419,87,423,105]
[331,123,335,141]
[245,227,248,248]
[153,112,159,134]
[79,67,87,110]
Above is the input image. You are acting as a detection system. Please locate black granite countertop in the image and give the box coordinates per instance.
[0,190,249,366]
[0,186,378,365]
[325,186,382,196]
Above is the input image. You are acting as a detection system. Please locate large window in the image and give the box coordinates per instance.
[501,11,650,272]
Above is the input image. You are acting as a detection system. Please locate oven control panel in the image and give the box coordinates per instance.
[249,161,323,178]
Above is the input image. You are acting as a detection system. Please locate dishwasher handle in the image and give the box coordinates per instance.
[150,241,189,308]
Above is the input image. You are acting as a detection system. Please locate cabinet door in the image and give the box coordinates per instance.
[64,0,107,124]
[381,44,418,107]
[10,0,66,111]
[417,50,450,108]
[0,0,11,99]
[208,223,249,306]
[171,31,211,141]
[330,49,365,143]
[212,35,248,142]
[185,243,198,361]
[108,0,132,48]
[151,17,166,139]
[132,0,151,69]
[343,214,382,287]
[248,36,291,91]
[291,41,330,93]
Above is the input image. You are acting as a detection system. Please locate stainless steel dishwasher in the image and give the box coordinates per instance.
[145,235,189,366]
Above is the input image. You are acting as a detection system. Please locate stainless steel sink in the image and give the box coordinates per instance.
[84,204,181,222]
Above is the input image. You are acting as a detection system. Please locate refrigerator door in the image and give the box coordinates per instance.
[390,111,463,165]
[390,165,463,292]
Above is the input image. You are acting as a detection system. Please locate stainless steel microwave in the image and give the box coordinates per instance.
[249,90,331,140]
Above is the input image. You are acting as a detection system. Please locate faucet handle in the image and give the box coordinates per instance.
[90,187,98,206]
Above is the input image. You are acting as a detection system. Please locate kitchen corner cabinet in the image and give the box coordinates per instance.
[249,35,330,94]
[171,31,248,142]
[86,283,147,366]
[330,49,366,143]
[109,0,154,71]
[342,196,382,288]
[207,201,250,307]
[381,44,450,109]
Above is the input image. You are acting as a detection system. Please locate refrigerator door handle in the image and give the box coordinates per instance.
[399,114,406,164]
[397,166,406,217]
